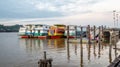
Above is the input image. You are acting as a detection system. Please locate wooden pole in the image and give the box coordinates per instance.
[109,31,112,63]
[44,51,46,60]
[75,26,77,39]
[93,25,96,40]
[93,41,96,58]
[67,26,69,39]
[80,37,83,67]
[87,25,91,44]
[98,26,101,58]
[98,26,101,45]
[67,25,70,60]
[80,27,83,44]
[38,51,53,67]
[80,26,83,67]
[67,38,70,61]
[101,25,104,42]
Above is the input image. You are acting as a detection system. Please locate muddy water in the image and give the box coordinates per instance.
[0,33,120,67]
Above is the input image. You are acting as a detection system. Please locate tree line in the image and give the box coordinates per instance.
[0,24,22,32]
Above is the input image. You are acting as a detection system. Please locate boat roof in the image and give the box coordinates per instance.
[54,24,66,27]
[24,24,49,26]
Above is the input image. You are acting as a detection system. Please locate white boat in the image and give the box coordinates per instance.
[18,26,27,36]
[34,24,49,36]
[18,24,50,38]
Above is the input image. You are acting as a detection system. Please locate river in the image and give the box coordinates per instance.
[0,33,120,67]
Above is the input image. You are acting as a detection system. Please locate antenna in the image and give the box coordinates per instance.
[113,10,116,28]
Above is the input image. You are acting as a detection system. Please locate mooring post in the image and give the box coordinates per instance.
[98,26,101,45]
[67,39,70,61]
[66,25,70,60]
[75,26,77,39]
[114,30,118,58]
[87,25,91,44]
[38,51,53,67]
[98,26,101,58]
[80,31,83,67]
[44,51,46,60]
[67,25,70,39]
[93,25,96,41]
[101,25,104,42]
[118,30,120,38]
[80,26,83,44]
[101,25,104,34]
[109,31,112,63]
[44,51,47,67]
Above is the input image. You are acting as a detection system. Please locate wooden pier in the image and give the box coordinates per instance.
[37,25,120,67]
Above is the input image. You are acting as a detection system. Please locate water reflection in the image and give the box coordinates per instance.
[19,38,66,52]
[67,38,70,61]
[18,38,119,67]
[88,43,91,61]
[24,39,44,52]
[114,38,117,58]
[48,39,65,49]
[93,42,97,58]
[80,41,83,67]
[109,42,112,63]
[98,42,101,59]
[74,44,77,55]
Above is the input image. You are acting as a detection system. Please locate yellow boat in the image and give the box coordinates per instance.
[48,24,66,38]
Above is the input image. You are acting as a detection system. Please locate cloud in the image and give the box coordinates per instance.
[0,0,117,18]
[91,0,120,12]
[0,12,114,27]
[35,2,57,11]
[32,0,102,15]
[0,0,120,27]
[0,0,63,19]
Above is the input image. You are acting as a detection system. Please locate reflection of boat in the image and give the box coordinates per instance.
[48,24,66,39]
[19,38,48,52]
[48,39,65,48]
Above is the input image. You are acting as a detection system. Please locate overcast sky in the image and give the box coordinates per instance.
[0,0,120,27]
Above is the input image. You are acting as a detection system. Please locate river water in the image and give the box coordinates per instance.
[0,33,120,67]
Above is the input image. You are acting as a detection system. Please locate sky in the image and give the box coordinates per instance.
[0,0,120,27]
